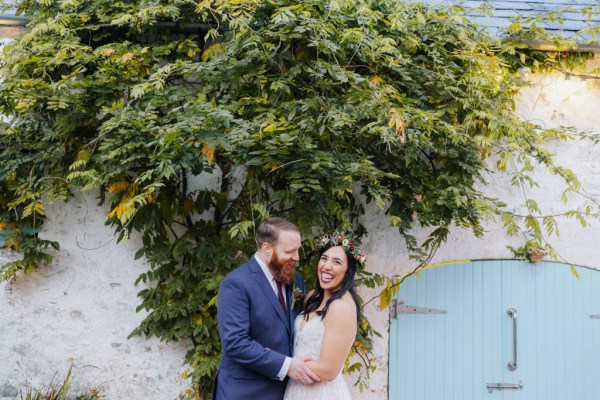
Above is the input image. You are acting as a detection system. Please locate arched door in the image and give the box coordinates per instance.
[389,260,600,399]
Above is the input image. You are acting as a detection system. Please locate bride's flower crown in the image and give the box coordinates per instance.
[316,231,366,270]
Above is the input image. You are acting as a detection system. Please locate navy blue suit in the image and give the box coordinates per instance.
[214,256,305,400]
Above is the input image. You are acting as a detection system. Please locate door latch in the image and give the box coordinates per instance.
[486,381,523,393]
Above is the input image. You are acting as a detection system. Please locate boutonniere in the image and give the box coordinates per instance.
[291,284,304,311]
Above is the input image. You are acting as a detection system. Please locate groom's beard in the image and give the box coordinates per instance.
[269,251,297,286]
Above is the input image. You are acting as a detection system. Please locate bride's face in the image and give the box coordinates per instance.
[317,246,348,293]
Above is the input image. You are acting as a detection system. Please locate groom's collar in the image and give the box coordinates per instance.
[254,253,275,285]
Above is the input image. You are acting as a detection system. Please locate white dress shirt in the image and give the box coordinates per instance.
[254,254,291,380]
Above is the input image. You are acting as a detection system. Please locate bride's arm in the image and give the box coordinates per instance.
[305,297,357,381]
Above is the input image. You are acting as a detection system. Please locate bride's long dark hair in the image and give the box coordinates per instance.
[303,243,361,323]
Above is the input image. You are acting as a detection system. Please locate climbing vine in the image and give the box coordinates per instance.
[1,0,599,397]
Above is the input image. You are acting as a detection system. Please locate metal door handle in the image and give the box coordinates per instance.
[507,307,517,371]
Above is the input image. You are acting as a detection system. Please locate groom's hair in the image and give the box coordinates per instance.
[256,217,299,247]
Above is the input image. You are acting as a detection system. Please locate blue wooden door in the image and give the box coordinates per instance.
[389,260,600,399]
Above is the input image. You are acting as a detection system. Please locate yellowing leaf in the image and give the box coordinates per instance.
[0,221,7,230]
[121,52,135,62]
[387,114,396,128]
[387,108,406,143]
[22,200,45,218]
[108,203,124,219]
[361,318,369,330]
[395,116,406,143]
[100,48,115,57]
[263,124,278,133]
[369,75,383,86]
[108,181,129,193]
[34,201,45,216]
[77,149,91,161]
[108,195,134,220]
[379,281,392,310]
[201,43,224,62]
[201,142,215,164]
[16,99,35,111]
[570,265,580,280]
[508,22,522,33]
[5,236,19,250]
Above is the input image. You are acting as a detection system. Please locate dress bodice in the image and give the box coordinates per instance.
[283,314,352,400]
[293,315,325,360]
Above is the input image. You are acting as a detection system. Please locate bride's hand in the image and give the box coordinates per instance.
[288,356,320,385]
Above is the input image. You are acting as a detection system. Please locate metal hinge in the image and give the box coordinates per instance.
[390,301,447,318]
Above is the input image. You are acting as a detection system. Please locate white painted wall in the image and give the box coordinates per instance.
[2,56,600,399]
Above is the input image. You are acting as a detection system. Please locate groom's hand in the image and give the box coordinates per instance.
[288,356,320,385]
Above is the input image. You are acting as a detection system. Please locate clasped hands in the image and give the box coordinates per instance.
[287,356,320,385]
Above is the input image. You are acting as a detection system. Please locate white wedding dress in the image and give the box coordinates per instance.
[283,314,352,400]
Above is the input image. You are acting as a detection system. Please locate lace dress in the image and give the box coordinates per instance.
[283,315,352,400]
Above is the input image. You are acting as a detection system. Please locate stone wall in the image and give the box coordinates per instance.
[0,196,190,399]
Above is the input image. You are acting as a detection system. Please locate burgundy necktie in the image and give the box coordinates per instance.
[276,280,286,313]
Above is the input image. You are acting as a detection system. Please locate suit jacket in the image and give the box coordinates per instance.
[213,256,305,400]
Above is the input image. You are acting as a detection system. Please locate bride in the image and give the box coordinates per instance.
[283,232,364,400]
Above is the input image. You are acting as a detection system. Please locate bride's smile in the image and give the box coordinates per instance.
[318,246,348,293]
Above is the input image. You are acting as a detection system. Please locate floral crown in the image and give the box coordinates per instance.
[316,231,366,270]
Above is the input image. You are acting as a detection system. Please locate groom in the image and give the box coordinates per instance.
[213,217,320,400]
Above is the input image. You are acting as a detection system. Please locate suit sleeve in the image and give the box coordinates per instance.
[217,274,286,379]
[295,272,305,295]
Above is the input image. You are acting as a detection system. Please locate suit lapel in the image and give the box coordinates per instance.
[249,259,290,333]
[285,282,294,333]
[288,273,305,343]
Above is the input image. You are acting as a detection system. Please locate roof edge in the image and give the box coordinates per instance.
[0,16,216,32]
[2,15,600,53]
[505,38,600,53]
[0,14,29,26]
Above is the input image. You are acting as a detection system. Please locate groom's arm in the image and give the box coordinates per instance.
[217,274,286,379]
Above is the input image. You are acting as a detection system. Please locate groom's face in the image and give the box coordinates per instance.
[268,230,301,286]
